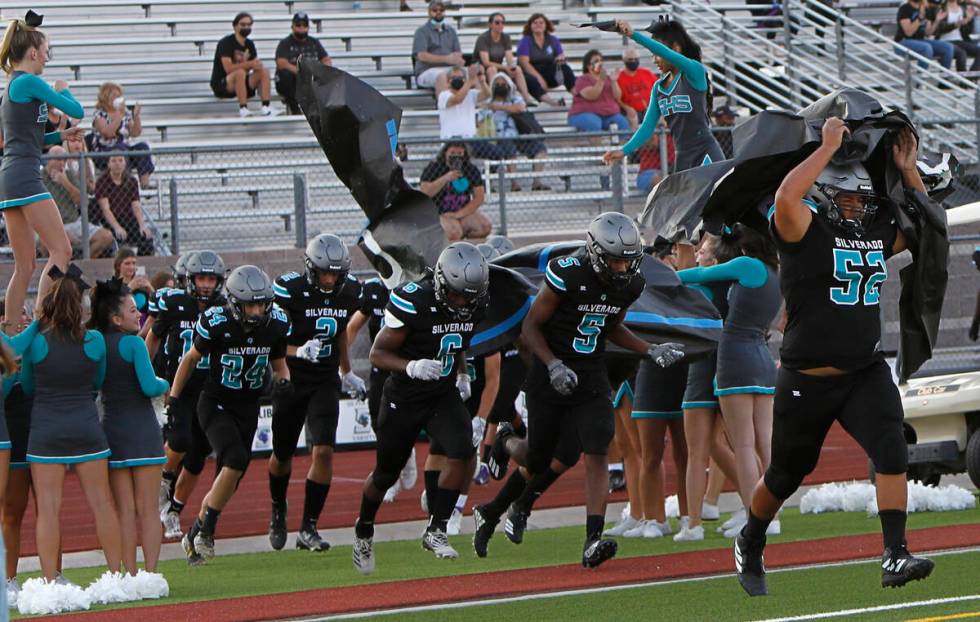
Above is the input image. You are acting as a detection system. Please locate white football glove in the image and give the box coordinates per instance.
[406,359,443,381]
[342,370,368,400]
[295,338,322,362]
[457,373,472,401]
[471,416,487,448]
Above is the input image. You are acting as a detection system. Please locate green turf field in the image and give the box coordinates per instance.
[11,506,980,619]
[369,549,980,622]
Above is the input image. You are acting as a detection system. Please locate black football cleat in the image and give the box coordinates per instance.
[472,504,500,558]
[503,505,529,544]
[487,422,515,480]
[269,503,288,551]
[582,537,618,569]
[296,523,331,552]
[881,547,934,588]
[734,531,768,596]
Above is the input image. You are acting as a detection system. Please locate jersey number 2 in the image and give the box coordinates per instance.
[314,317,337,359]
[573,313,606,354]
[830,249,886,306]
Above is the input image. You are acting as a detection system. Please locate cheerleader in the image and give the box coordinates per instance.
[89,279,169,583]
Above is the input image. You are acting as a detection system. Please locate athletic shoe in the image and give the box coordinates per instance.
[645,520,671,538]
[766,519,781,536]
[158,479,171,516]
[352,532,375,575]
[608,468,626,493]
[487,422,515,480]
[261,105,283,117]
[582,537,618,569]
[400,447,418,489]
[162,510,182,540]
[6,577,19,608]
[603,513,641,537]
[447,507,464,536]
[720,508,747,532]
[269,504,287,551]
[472,504,499,558]
[724,517,748,539]
[503,506,528,544]
[680,516,690,531]
[194,530,215,561]
[881,547,934,588]
[419,488,428,514]
[181,529,205,567]
[238,107,252,118]
[623,520,651,538]
[296,524,331,552]
[673,524,705,541]
[734,531,768,596]
[422,528,459,559]
[702,502,720,521]
[383,480,401,503]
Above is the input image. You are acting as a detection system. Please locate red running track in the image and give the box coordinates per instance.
[17,423,867,555]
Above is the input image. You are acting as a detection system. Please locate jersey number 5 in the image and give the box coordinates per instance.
[573,313,606,354]
[830,249,887,306]
[437,333,463,377]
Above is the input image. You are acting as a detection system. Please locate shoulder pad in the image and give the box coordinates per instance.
[545,256,583,292]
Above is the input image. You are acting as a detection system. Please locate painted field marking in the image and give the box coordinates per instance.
[752,596,980,622]
[905,612,980,622]
[311,547,980,621]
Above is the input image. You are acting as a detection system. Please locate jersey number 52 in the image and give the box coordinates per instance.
[830,249,887,306]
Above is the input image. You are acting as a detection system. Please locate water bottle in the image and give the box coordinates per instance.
[352,1,362,9]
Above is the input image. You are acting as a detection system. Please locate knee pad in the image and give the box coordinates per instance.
[370,470,399,493]
[181,449,207,476]
[870,429,908,475]
[763,463,807,501]
[220,445,251,472]
[166,426,192,455]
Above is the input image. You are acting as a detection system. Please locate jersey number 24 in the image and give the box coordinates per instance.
[830,249,887,306]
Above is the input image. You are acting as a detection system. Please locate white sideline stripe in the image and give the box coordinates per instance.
[305,547,980,621]
[751,595,980,622]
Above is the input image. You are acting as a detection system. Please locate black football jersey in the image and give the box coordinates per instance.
[151,289,219,388]
[273,271,362,386]
[770,201,898,372]
[542,249,645,372]
[193,304,290,399]
[360,277,389,342]
[384,278,482,401]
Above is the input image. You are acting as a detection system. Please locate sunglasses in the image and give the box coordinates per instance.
[492,19,504,24]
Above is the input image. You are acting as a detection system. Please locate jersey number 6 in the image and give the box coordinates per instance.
[437,333,463,377]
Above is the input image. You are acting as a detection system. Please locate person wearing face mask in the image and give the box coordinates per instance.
[436,64,507,162]
[412,0,464,90]
[420,141,491,241]
[210,12,281,117]
[484,74,549,191]
[616,48,658,120]
[275,12,331,116]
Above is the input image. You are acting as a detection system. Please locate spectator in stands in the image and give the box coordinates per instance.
[210,12,280,117]
[713,104,738,159]
[568,50,636,133]
[95,156,153,256]
[517,14,576,106]
[894,0,955,69]
[474,13,535,104]
[113,247,139,282]
[616,47,658,118]
[438,64,507,161]
[91,82,155,189]
[636,133,675,193]
[413,0,463,90]
[275,12,331,115]
[41,146,113,259]
[420,140,491,241]
[485,73,550,191]
[938,0,980,72]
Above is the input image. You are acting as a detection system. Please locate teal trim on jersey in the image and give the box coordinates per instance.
[109,456,167,469]
[767,198,819,220]
[8,73,85,118]
[678,256,769,289]
[389,292,417,314]
[272,283,291,298]
[545,265,566,291]
[682,400,718,409]
[0,441,11,450]
[612,381,634,408]
[631,410,683,419]
[0,192,53,210]
[196,321,211,340]
[714,385,776,396]
[28,449,111,464]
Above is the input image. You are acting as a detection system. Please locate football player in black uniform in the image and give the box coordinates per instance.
[352,243,489,575]
[148,251,225,539]
[734,120,933,596]
[347,276,420,502]
[171,265,291,565]
[267,234,366,552]
[472,213,684,568]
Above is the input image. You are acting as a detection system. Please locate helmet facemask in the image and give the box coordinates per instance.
[229,297,272,331]
[586,238,642,289]
[815,184,878,237]
[434,264,488,322]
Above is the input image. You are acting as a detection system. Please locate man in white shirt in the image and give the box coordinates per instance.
[437,65,505,161]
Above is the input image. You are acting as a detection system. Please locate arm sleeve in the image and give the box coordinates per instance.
[552,36,564,56]
[516,37,530,57]
[8,74,85,118]
[85,331,107,389]
[622,88,661,156]
[1,320,40,356]
[630,31,707,91]
[120,335,170,397]
[677,256,768,288]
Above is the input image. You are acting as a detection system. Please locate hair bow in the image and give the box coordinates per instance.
[94,277,127,298]
[24,10,43,27]
[49,263,90,291]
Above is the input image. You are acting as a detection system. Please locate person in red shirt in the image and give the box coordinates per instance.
[616,48,658,118]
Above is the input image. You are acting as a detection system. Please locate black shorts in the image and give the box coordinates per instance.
[487,352,527,425]
[632,359,688,419]
[769,360,907,485]
[5,385,32,469]
[211,77,257,99]
[524,361,613,472]
[375,378,473,476]
[272,379,340,460]
[197,392,260,472]
[181,406,214,476]
[165,384,205,454]
[367,367,389,432]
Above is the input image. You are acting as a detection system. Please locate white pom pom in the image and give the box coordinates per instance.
[17,577,91,615]
[664,495,680,518]
[128,570,170,600]
[86,570,141,604]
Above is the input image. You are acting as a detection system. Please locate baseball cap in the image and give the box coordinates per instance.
[292,11,310,24]
[713,104,738,118]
